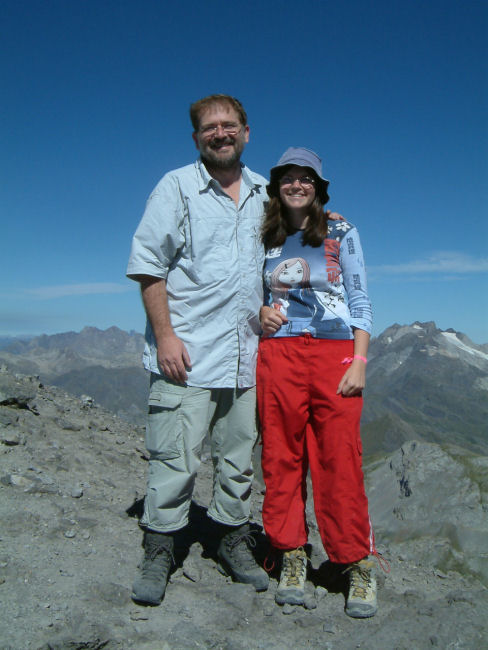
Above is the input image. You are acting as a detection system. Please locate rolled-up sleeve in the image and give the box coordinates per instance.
[126,173,186,281]
[339,227,372,334]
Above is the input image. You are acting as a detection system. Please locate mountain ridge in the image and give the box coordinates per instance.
[363,321,488,456]
[0,321,486,455]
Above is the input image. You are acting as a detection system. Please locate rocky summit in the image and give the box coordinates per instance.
[1,365,487,649]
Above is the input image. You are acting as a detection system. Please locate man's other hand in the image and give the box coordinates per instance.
[157,334,192,383]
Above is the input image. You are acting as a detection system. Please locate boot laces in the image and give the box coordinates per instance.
[141,540,174,577]
[344,563,372,598]
[282,549,306,586]
[226,529,257,551]
[225,529,258,568]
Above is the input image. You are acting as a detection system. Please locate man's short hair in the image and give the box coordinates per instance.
[190,94,248,131]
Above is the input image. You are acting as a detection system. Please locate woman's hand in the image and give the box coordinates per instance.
[337,359,366,396]
[260,306,288,335]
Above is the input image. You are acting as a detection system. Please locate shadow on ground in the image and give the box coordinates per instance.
[126,498,269,578]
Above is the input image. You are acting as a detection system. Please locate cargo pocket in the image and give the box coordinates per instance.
[145,391,184,460]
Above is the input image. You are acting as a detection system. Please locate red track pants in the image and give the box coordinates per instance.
[257,336,374,564]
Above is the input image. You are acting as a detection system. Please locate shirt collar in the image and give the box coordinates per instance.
[196,158,263,193]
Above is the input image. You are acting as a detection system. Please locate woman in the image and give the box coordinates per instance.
[257,147,379,618]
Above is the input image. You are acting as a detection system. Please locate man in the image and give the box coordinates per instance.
[126,95,270,605]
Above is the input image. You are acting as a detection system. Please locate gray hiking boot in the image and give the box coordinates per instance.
[344,557,377,618]
[217,523,269,592]
[275,546,307,605]
[132,530,174,605]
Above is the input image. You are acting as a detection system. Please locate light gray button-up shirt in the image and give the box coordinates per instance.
[126,159,267,388]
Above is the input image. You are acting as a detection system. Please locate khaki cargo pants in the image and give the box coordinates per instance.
[140,373,258,532]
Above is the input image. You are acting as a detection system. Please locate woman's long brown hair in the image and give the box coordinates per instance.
[261,193,329,250]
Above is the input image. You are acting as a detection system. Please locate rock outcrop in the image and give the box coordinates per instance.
[366,440,488,586]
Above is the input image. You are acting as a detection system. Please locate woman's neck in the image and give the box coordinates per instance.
[286,210,308,231]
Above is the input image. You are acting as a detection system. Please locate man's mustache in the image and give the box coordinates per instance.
[209,137,234,148]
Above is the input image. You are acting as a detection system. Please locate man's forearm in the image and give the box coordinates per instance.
[138,275,191,383]
[139,276,173,345]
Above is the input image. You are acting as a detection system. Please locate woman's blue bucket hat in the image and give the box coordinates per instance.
[267,146,330,204]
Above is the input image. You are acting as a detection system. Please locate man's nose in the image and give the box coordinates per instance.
[213,124,227,137]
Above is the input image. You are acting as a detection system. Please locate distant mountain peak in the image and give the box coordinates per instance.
[372,321,487,367]
[80,325,125,336]
[376,321,486,348]
[375,322,434,348]
[364,320,488,458]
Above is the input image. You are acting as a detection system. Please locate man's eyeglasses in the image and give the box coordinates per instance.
[279,175,316,188]
[199,123,242,138]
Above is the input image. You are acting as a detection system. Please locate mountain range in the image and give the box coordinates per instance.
[0,326,147,423]
[362,321,488,456]
[0,321,486,456]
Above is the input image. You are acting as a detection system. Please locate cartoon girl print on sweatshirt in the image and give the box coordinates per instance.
[269,257,309,315]
[267,257,326,335]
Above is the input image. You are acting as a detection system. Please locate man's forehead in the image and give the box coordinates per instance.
[199,103,240,124]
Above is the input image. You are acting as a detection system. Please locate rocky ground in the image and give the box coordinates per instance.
[1,367,487,649]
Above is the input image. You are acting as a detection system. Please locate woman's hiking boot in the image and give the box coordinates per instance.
[344,557,377,618]
[275,546,307,605]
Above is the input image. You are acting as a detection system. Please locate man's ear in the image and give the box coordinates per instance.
[192,132,200,150]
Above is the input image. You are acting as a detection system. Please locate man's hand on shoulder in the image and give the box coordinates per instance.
[326,210,344,221]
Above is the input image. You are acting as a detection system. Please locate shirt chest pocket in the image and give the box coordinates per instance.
[185,196,237,267]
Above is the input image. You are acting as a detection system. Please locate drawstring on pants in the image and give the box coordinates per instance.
[372,549,391,573]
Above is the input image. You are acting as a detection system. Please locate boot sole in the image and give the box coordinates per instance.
[345,604,377,618]
[131,591,163,606]
[275,590,305,605]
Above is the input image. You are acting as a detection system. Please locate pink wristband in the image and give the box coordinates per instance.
[353,355,367,364]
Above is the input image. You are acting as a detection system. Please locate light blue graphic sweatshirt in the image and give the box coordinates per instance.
[263,221,372,339]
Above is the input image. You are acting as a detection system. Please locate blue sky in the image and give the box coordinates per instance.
[1,0,487,343]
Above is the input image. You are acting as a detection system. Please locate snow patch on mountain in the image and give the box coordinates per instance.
[441,332,488,361]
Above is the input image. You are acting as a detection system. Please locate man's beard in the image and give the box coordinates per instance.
[200,137,245,170]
